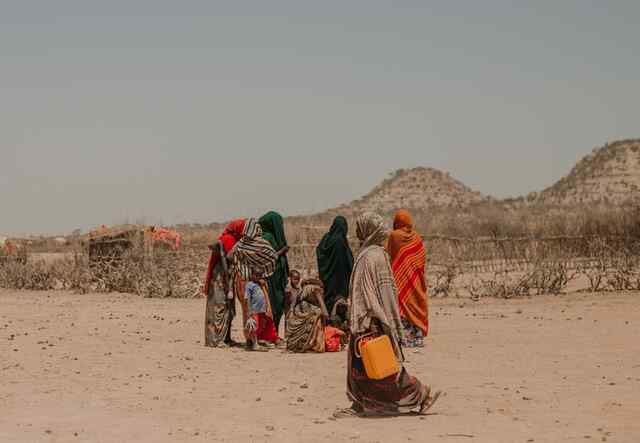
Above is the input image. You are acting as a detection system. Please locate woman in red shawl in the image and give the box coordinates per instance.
[386,209,428,348]
[203,219,246,348]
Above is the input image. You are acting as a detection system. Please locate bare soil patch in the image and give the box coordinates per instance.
[1,290,638,442]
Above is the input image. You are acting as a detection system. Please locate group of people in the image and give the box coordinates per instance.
[203,212,290,351]
[203,209,439,416]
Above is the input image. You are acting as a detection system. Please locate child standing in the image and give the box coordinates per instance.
[284,269,302,318]
[245,269,280,351]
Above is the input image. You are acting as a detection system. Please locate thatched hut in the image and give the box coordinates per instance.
[86,225,181,265]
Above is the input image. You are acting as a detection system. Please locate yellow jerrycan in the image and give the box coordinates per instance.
[357,334,400,380]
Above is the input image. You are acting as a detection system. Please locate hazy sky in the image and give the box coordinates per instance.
[2,1,639,235]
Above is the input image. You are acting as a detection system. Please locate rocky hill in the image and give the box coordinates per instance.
[528,139,640,206]
[336,167,487,216]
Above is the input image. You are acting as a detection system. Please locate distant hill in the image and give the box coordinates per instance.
[527,139,640,206]
[134,138,640,242]
[333,167,487,216]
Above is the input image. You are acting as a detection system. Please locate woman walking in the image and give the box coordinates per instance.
[386,209,429,347]
[338,212,440,417]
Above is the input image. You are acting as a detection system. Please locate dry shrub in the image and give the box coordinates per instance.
[0,257,86,291]
[429,260,460,298]
[467,270,531,300]
[4,205,640,299]
[135,248,208,298]
[606,252,640,291]
[527,260,577,295]
[0,247,208,298]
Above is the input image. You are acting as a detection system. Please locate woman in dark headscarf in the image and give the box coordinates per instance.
[258,211,290,332]
[335,212,440,418]
[316,216,354,317]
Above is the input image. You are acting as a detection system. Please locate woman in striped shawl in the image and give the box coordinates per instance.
[231,218,288,346]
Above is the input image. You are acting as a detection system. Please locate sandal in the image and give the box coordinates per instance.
[420,390,442,414]
[332,408,361,419]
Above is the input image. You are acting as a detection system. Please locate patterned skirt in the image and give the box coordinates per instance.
[401,318,425,348]
[347,335,429,415]
[285,302,325,353]
[204,280,234,347]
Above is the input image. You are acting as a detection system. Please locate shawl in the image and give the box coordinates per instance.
[258,211,290,289]
[203,219,246,296]
[203,246,221,296]
[219,219,246,254]
[316,216,354,305]
[386,209,428,336]
[355,212,389,250]
[285,284,325,353]
[349,212,404,360]
[234,218,278,279]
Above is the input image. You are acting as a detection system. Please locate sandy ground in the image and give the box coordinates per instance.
[1,290,639,443]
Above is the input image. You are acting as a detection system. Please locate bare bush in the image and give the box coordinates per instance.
[4,204,640,299]
[0,247,207,298]
[528,260,577,295]
[429,260,460,298]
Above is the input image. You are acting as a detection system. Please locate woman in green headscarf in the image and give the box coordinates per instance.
[316,216,354,318]
[258,211,290,332]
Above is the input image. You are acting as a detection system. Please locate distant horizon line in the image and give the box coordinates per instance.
[3,137,638,238]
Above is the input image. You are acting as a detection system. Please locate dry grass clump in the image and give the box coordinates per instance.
[0,254,90,291]
[3,204,640,299]
[284,206,640,299]
[425,234,640,299]
[0,247,208,298]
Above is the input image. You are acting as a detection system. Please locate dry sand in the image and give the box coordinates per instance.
[1,290,639,443]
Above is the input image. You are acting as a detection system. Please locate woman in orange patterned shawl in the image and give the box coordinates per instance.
[386,209,428,347]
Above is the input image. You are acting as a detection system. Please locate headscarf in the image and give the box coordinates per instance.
[203,219,246,296]
[349,212,404,360]
[386,209,428,335]
[243,218,262,239]
[316,216,354,309]
[234,218,278,279]
[258,211,288,251]
[386,209,418,258]
[258,211,290,287]
[355,212,388,249]
[218,219,246,254]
